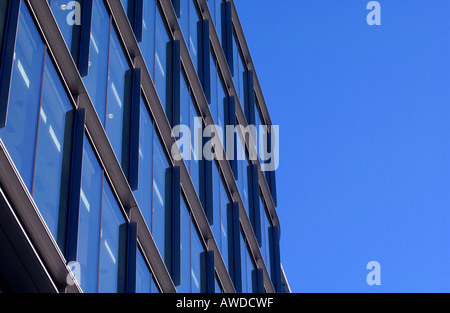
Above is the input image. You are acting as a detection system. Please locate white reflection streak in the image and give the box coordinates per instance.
[80,188,90,212]
[40,108,47,124]
[111,82,122,108]
[49,125,61,153]
[17,60,30,88]
[90,34,99,54]
[153,179,163,206]
[104,240,116,264]
[155,53,165,77]
[191,269,199,289]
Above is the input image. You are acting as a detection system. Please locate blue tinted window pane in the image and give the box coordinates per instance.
[215,0,222,49]
[261,199,271,275]
[219,176,229,269]
[133,99,153,228]
[179,0,188,40]
[77,138,103,293]
[105,27,129,165]
[240,235,254,293]
[217,73,226,143]
[98,179,126,293]
[246,244,254,293]
[50,0,80,60]
[189,0,200,72]
[140,0,155,79]
[33,53,73,248]
[212,164,221,244]
[177,198,191,293]
[209,54,218,123]
[152,132,169,259]
[212,162,228,269]
[136,250,151,293]
[191,221,203,293]
[0,3,45,190]
[180,71,190,170]
[190,100,201,196]
[236,134,249,214]
[155,9,169,115]
[82,0,110,125]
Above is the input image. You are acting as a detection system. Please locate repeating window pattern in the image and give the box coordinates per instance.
[0,2,74,251]
[0,0,281,294]
[178,197,205,293]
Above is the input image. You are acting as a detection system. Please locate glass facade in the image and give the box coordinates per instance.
[0,2,73,251]
[178,196,205,293]
[0,0,284,294]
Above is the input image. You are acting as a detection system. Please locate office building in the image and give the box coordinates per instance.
[0,0,290,293]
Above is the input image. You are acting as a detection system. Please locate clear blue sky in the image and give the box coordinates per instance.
[235,0,450,292]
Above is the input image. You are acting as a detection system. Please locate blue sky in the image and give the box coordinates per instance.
[235,0,450,292]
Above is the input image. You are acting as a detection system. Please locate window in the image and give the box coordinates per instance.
[32,53,74,250]
[76,137,127,293]
[232,34,246,112]
[98,177,127,293]
[206,0,223,46]
[105,27,131,166]
[209,53,226,144]
[260,197,271,277]
[77,138,103,293]
[177,197,206,293]
[136,248,160,293]
[236,133,250,215]
[133,98,153,228]
[212,162,229,270]
[240,234,255,293]
[0,2,74,251]
[82,0,133,170]
[154,6,170,116]
[139,0,156,79]
[152,130,170,260]
[178,0,201,74]
[49,0,81,62]
[82,0,110,124]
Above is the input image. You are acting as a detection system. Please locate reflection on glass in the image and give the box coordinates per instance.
[140,0,156,79]
[191,221,203,293]
[152,132,169,260]
[0,3,45,190]
[33,53,73,249]
[77,138,103,293]
[82,0,110,125]
[177,198,191,293]
[98,179,126,293]
[106,27,130,166]
[50,0,81,61]
[136,249,151,293]
[133,99,153,228]
[155,9,169,115]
